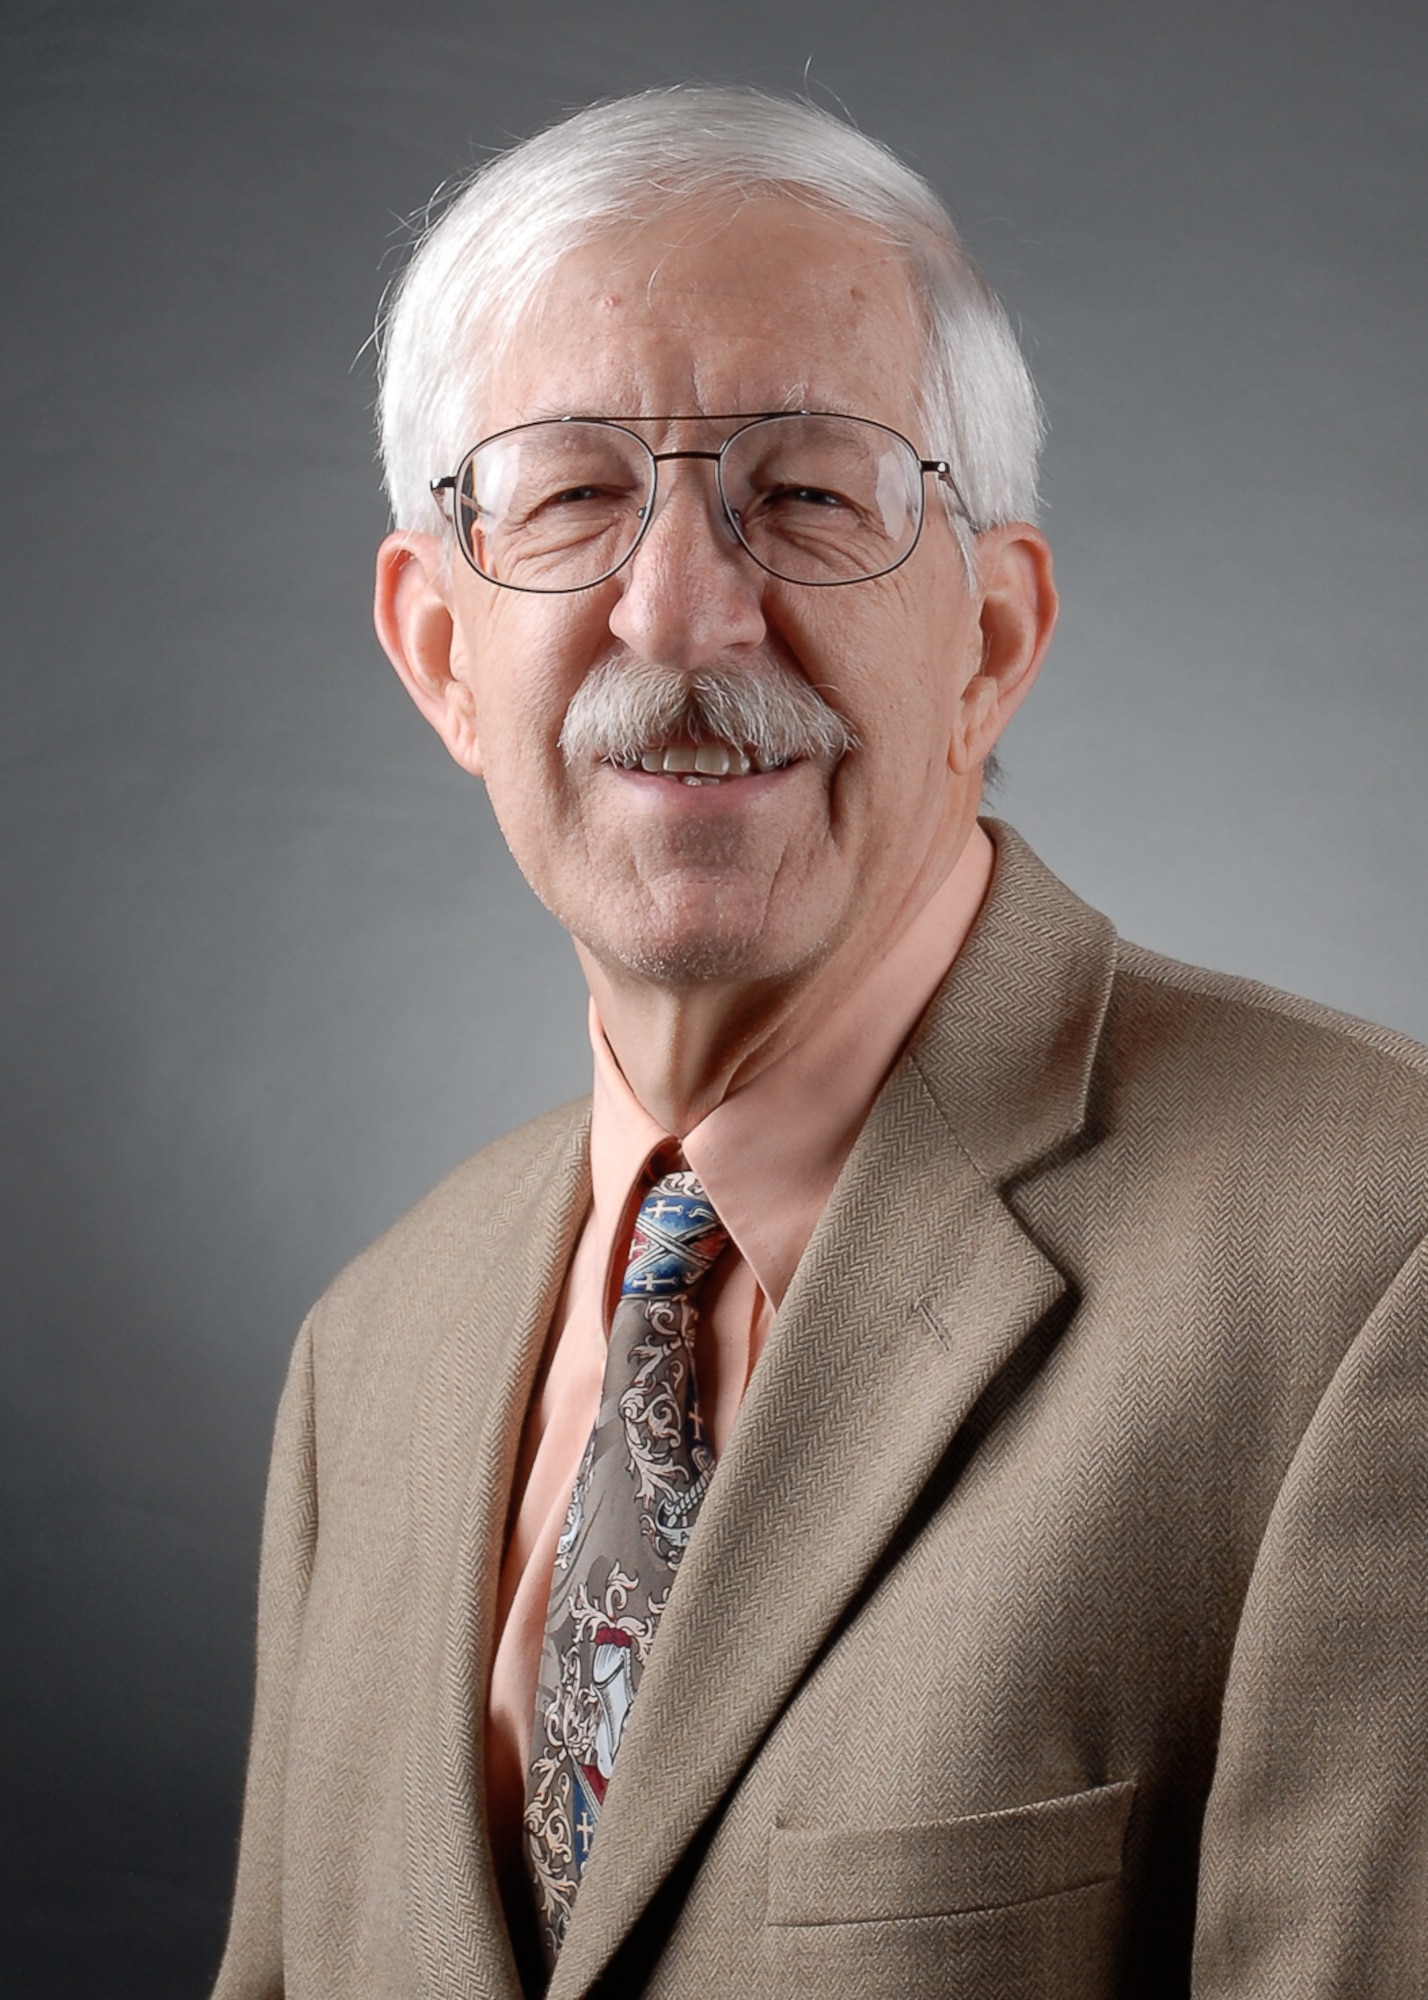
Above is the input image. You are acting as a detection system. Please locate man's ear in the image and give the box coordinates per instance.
[373,531,485,776]
[949,524,1058,776]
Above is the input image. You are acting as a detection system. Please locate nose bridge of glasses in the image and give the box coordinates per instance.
[638,442,744,553]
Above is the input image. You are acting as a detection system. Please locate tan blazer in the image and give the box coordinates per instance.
[214,825,1428,1999]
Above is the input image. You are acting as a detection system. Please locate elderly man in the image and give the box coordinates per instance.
[214,89,1428,2000]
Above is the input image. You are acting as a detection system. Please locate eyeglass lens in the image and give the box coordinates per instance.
[453,414,927,590]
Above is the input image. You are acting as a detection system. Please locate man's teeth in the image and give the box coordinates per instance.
[639,743,746,776]
[635,743,781,778]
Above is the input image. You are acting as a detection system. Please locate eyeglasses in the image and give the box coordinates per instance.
[429,411,967,593]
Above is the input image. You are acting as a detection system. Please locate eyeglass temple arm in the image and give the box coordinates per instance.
[923,459,978,527]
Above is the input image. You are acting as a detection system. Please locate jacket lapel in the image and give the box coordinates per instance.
[402,1107,592,2000]
[550,825,1119,1997]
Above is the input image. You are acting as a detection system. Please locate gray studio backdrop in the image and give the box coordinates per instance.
[3,1,1424,1992]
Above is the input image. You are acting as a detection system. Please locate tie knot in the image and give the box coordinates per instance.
[621,1170,728,1300]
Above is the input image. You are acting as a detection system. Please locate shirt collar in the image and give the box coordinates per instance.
[587,822,995,1318]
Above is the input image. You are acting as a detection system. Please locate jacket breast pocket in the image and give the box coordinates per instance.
[764,1781,1135,1999]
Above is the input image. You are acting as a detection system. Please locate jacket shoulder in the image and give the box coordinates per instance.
[1114,938,1428,1078]
[918,821,1428,1190]
[1109,939,1428,1122]
[1097,942,1428,1250]
[305,1096,590,1366]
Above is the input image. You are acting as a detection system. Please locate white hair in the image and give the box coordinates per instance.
[376,87,1043,542]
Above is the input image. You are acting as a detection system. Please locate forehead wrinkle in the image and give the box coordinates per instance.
[682,365,810,419]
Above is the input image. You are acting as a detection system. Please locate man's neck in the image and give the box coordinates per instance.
[576,818,993,1137]
[573,957,812,1136]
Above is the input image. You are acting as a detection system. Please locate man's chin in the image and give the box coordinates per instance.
[571,909,831,991]
[585,929,779,988]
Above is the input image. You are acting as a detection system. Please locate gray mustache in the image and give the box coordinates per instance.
[558,657,858,768]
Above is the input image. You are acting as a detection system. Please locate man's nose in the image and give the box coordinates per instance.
[605,461,768,667]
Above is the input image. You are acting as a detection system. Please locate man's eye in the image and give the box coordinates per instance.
[759,483,851,511]
[510,482,631,527]
[536,484,609,508]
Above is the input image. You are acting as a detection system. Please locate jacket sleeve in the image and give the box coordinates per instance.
[210,1318,319,2000]
[1192,1231,1428,1997]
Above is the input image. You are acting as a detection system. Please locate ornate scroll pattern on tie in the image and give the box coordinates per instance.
[524,1170,727,1965]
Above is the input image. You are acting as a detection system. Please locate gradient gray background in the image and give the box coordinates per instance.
[3,1,1424,1992]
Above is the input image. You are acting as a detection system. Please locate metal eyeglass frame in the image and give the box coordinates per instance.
[428,410,972,593]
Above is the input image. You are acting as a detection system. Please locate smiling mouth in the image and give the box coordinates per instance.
[612,740,789,785]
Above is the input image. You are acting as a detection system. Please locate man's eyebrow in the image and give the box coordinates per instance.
[506,404,582,424]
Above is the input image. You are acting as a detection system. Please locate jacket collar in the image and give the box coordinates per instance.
[911,818,1117,1184]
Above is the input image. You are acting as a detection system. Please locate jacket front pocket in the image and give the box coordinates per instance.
[767,1779,1136,1926]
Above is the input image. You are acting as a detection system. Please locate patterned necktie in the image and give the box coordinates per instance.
[523,1168,728,1965]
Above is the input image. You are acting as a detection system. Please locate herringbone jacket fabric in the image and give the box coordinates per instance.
[213,824,1428,1999]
